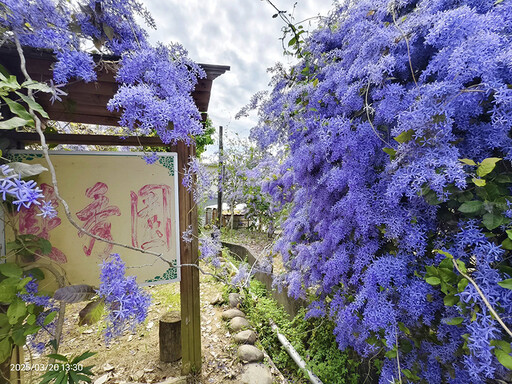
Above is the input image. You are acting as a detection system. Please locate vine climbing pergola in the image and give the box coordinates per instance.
[0,45,229,375]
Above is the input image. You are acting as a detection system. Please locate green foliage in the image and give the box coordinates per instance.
[39,351,96,384]
[6,234,52,263]
[0,263,50,363]
[427,249,512,371]
[0,69,51,130]
[242,280,363,383]
[195,118,215,157]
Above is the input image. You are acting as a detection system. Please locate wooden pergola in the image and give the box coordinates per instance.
[0,46,229,375]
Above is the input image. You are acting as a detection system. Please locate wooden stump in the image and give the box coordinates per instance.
[159,311,182,362]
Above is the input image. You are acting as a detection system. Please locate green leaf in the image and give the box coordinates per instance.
[37,238,53,255]
[23,325,40,336]
[0,116,31,130]
[458,278,469,291]
[54,370,66,384]
[460,158,476,166]
[458,200,483,213]
[43,311,57,326]
[1,96,34,122]
[0,337,12,364]
[26,314,36,325]
[0,262,22,278]
[491,340,512,353]
[502,238,512,250]
[71,351,96,364]
[14,91,49,118]
[482,213,504,230]
[498,279,512,290]
[0,75,20,90]
[385,349,397,358]
[456,260,467,274]
[382,147,396,159]
[11,328,26,346]
[46,353,69,362]
[444,294,459,306]
[426,276,441,285]
[102,23,115,40]
[495,349,512,370]
[78,300,105,326]
[477,157,501,177]
[25,268,45,281]
[21,80,52,93]
[0,279,17,303]
[439,258,453,269]
[433,249,454,259]
[7,298,26,324]
[394,129,414,143]
[445,317,464,325]
[17,276,32,290]
[472,177,486,187]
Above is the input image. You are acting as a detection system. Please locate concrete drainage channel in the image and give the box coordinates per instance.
[220,241,324,384]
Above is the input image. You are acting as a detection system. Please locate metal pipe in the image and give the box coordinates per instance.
[268,319,324,384]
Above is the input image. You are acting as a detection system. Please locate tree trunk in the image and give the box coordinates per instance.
[159,311,182,363]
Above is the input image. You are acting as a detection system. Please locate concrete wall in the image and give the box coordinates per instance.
[221,241,306,317]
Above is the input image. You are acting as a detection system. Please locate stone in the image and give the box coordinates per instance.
[94,374,109,384]
[221,308,245,320]
[131,370,145,381]
[210,293,224,305]
[157,377,188,384]
[228,293,242,308]
[234,330,257,344]
[238,345,264,363]
[229,316,250,332]
[240,363,273,384]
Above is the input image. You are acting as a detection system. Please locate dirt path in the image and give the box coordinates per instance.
[22,265,246,384]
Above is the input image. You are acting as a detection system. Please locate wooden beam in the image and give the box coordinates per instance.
[177,140,201,374]
[0,131,178,148]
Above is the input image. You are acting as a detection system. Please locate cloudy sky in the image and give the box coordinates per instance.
[142,0,335,151]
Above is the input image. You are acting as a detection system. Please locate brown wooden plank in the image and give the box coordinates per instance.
[0,131,178,148]
[178,140,201,374]
[45,112,121,126]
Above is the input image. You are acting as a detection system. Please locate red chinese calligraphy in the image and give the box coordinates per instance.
[76,182,121,257]
[131,184,172,251]
[18,183,67,263]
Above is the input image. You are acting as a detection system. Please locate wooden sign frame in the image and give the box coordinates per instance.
[4,149,181,286]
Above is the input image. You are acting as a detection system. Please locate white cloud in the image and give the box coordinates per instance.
[142,0,335,153]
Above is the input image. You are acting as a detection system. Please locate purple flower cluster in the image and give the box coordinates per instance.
[249,0,512,382]
[98,253,151,343]
[107,43,205,144]
[0,164,57,218]
[182,156,212,204]
[0,0,204,145]
[19,278,56,310]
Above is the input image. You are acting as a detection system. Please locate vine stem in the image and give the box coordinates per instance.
[365,80,395,149]
[391,8,418,89]
[452,258,512,338]
[395,324,402,384]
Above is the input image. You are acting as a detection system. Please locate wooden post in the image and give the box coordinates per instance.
[159,311,182,362]
[217,125,223,229]
[177,141,201,374]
